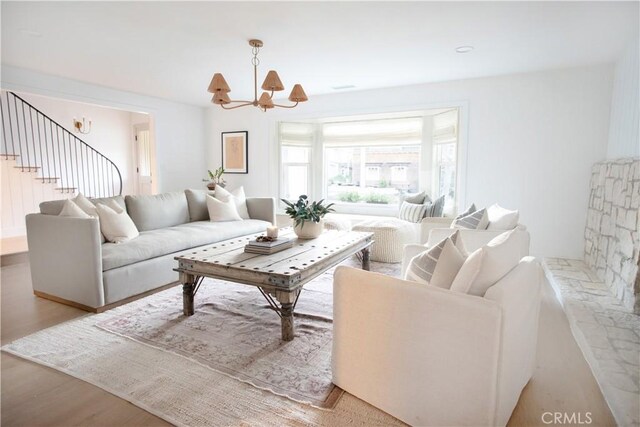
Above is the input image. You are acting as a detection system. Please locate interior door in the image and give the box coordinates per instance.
[134,125,153,195]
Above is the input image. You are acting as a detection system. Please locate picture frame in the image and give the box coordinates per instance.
[221,131,248,174]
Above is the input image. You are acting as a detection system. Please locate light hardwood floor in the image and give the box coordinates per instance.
[1,260,616,427]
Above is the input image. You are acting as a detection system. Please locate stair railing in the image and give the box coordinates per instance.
[0,90,123,198]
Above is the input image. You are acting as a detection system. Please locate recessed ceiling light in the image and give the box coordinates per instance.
[19,28,42,38]
[331,85,356,90]
[455,46,474,54]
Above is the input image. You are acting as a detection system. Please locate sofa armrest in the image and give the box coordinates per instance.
[401,243,427,278]
[246,197,276,225]
[332,266,502,426]
[419,217,453,243]
[26,214,105,308]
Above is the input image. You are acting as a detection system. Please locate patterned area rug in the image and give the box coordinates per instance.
[96,274,340,408]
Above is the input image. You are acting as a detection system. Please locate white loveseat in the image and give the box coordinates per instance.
[26,190,275,311]
[332,255,542,426]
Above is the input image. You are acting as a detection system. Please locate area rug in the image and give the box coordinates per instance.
[2,259,405,427]
[96,275,340,408]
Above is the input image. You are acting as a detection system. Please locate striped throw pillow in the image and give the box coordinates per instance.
[452,208,489,230]
[455,203,477,220]
[399,201,428,223]
[404,236,465,288]
[425,195,445,217]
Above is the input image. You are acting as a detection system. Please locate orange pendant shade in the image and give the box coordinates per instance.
[288,84,308,102]
[212,92,231,105]
[258,92,275,109]
[261,70,285,91]
[208,73,231,93]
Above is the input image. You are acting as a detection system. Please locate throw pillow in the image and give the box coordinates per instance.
[185,189,215,221]
[424,195,445,217]
[449,229,526,296]
[455,203,477,220]
[449,229,468,257]
[399,201,428,223]
[206,195,243,222]
[96,203,139,244]
[487,204,520,230]
[404,237,465,289]
[215,186,250,219]
[58,199,91,218]
[402,191,428,205]
[451,208,489,230]
[73,193,98,216]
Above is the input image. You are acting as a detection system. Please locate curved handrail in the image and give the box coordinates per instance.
[1,91,123,196]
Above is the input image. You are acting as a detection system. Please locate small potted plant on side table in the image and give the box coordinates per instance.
[204,167,226,190]
[282,195,335,239]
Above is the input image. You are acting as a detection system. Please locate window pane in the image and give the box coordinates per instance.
[283,165,308,200]
[434,142,457,201]
[326,145,420,206]
[282,146,309,163]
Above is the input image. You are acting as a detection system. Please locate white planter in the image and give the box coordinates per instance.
[293,219,324,239]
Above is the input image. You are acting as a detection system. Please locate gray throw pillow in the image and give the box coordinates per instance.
[425,195,445,217]
[455,203,477,220]
[399,201,428,223]
[452,208,489,230]
[402,191,428,205]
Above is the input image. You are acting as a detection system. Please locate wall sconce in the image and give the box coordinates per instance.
[73,117,92,135]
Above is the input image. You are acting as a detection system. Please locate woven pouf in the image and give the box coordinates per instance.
[324,217,352,231]
[352,218,416,263]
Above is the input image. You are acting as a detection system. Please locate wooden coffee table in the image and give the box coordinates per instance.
[174,228,373,341]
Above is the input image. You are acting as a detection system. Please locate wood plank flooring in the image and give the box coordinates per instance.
[1,260,616,426]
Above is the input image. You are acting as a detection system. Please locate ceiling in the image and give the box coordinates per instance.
[2,2,638,107]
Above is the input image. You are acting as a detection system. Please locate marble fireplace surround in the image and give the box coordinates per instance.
[584,158,640,314]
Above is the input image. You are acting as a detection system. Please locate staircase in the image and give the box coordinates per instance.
[0,91,122,198]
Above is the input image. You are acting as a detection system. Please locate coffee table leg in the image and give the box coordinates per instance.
[361,247,371,271]
[280,303,294,341]
[181,272,196,316]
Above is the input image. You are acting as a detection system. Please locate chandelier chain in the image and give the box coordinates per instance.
[251,45,260,66]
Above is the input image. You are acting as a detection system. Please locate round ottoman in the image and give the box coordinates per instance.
[352,218,416,263]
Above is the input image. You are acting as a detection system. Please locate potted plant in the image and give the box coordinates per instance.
[281,195,335,239]
[203,167,226,190]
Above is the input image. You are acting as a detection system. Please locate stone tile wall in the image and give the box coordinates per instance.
[584,158,640,313]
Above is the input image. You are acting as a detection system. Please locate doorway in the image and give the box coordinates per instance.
[134,124,153,195]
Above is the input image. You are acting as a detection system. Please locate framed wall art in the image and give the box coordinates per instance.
[221,131,248,174]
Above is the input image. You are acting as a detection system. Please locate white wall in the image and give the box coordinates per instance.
[607,38,640,159]
[207,64,614,258]
[14,92,140,195]
[1,65,207,193]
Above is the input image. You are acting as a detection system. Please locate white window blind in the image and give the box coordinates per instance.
[279,122,315,147]
[322,117,423,147]
[432,110,458,144]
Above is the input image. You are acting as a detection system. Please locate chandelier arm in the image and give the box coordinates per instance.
[272,102,300,109]
[220,102,255,110]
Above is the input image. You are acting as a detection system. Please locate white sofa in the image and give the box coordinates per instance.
[26,190,276,311]
[332,256,543,426]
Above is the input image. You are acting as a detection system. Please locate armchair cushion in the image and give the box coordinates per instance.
[404,236,465,288]
[450,229,526,296]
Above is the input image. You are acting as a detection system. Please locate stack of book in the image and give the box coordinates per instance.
[244,237,294,255]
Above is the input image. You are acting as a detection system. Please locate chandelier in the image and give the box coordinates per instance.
[207,39,308,111]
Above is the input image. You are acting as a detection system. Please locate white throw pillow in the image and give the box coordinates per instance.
[487,204,520,230]
[404,237,465,289]
[215,186,250,219]
[206,195,243,222]
[73,193,98,216]
[96,203,139,243]
[449,229,526,296]
[59,199,91,218]
[451,208,489,230]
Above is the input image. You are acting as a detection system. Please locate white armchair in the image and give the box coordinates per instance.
[332,257,542,426]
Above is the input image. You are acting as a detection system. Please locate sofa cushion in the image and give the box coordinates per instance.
[125,192,189,232]
[40,195,126,216]
[101,219,270,271]
[185,189,215,221]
